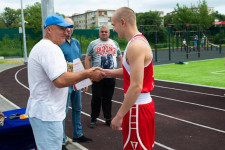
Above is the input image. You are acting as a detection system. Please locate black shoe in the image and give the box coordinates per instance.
[105,119,111,126]
[89,118,97,128]
[73,135,93,143]
[62,145,68,150]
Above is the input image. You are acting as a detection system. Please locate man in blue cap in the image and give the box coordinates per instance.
[26,14,105,150]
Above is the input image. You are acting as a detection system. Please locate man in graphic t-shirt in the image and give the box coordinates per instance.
[85,25,122,128]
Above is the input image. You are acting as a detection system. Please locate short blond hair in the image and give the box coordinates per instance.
[114,7,136,25]
[99,25,109,31]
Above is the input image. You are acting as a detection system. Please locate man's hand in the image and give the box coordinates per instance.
[111,115,122,130]
[89,67,105,81]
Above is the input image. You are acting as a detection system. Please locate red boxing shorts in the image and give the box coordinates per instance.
[122,101,155,150]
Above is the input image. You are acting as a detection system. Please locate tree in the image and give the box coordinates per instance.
[136,11,162,27]
[90,25,98,30]
[0,18,7,28]
[164,0,215,30]
[213,11,225,21]
[136,11,166,43]
[1,7,21,28]
[197,0,214,29]
[24,2,42,33]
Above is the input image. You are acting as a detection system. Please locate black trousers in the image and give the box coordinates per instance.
[91,78,115,120]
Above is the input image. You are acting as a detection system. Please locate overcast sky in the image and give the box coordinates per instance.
[1,0,225,16]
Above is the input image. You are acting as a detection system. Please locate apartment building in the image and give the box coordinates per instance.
[71,9,115,29]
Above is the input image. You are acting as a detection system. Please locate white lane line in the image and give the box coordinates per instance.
[155,79,225,90]
[15,67,29,90]
[155,85,224,98]
[0,94,20,109]
[152,95,225,112]
[15,67,224,149]
[69,106,175,150]
[156,112,225,134]
[211,70,225,74]
[114,87,225,112]
[14,67,87,150]
[15,67,174,149]
[69,106,105,122]
[84,91,225,134]
[115,78,225,97]
[154,142,175,150]
[154,58,225,66]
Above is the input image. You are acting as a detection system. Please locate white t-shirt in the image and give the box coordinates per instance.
[26,39,68,121]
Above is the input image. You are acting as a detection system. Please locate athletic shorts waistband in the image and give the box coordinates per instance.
[124,92,152,104]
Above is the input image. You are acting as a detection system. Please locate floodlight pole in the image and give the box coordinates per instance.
[128,0,130,7]
[20,0,28,63]
[41,0,55,37]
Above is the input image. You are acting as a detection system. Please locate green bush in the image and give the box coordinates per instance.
[112,37,127,51]
[0,35,23,56]
[26,35,40,55]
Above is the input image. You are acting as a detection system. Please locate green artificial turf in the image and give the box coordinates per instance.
[154,58,225,88]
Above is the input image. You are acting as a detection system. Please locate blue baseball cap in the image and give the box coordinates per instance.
[44,14,74,28]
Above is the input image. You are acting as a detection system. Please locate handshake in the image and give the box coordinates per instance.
[88,67,106,82]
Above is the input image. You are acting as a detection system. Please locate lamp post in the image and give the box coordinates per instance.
[41,0,54,37]
[20,0,28,63]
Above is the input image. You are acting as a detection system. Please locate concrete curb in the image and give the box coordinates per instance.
[0,94,20,111]
[66,138,88,150]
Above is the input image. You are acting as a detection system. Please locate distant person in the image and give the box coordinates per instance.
[59,18,92,150]
[25,14,105,150]
[182,38,187,47]
[201,36,206,48]
[194,35,198,50]
[103,7,155,150]
[201,37,205,49]
[85,25,122,128]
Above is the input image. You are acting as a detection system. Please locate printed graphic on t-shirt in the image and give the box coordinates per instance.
[96,44,116,69]
[101,54,114,69]
[96,44,116,56]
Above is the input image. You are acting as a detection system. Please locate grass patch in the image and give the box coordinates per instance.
[154,58,225,88]
[0,59,23,64]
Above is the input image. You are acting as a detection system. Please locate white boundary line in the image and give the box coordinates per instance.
[14,66,225,149]
[14,67,87,150]
[154,142,175,150]
[154,57,225,66]
[211,70,225,74]
[114,87,225,112]
[115,78,225,94]
[152,94,225,112]
[73,106,175,150]
[15,67,29,90]
[156,112,225,134]
[84,91,225,134]
[154,85,225,98]
[155,79,225,90]
[0,94,20,109]
[14,67,174,150]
